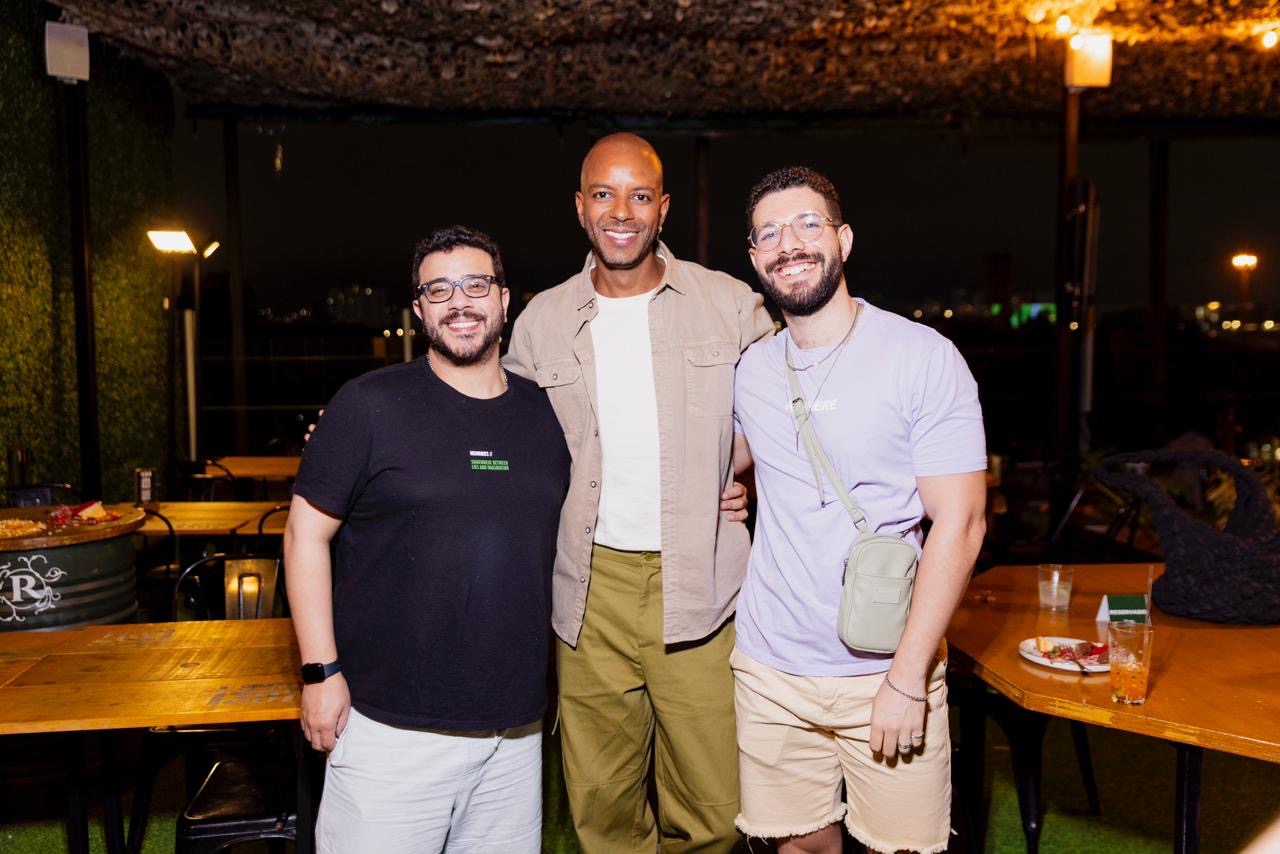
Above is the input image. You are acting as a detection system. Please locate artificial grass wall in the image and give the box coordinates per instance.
[0,1,175,501]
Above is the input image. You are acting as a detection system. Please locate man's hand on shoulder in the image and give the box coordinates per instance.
[301,672,350,752]
[720,480,750,523]
[303,409,324,444]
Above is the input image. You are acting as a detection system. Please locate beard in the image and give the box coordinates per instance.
[423,307,504,367]
[758,250,844,317]
[586,221,661,271]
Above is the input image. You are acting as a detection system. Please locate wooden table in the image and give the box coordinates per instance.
[948,563,1280,853]
[0,619,307,853]
[209,456,300,482]
[132,502,285,538]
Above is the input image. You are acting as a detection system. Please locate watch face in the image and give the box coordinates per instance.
[301,663,325,684]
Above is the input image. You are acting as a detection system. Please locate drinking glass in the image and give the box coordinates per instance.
[1037,564,1073,611]
[1108,621,1154,704]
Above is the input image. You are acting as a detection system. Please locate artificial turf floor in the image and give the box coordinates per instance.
[3,714,1277,853]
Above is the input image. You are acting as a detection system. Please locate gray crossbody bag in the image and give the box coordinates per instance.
[785,342,918,654]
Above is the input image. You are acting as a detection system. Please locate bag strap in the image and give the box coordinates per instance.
[785,339,872,535]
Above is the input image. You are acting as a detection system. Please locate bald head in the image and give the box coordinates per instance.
[575,132,671,273]
[580,133,664,193]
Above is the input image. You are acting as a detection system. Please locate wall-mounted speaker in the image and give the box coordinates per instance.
[45,22,89,83]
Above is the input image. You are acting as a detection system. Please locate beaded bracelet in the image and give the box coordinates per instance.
[883,674,927,703]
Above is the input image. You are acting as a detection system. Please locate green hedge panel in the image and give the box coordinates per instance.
[1,1,174,502]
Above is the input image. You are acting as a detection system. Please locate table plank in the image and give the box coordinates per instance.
[51,619,297,653]
[0,619,303,734]
[14,646,300,687]
[0,629,84,661]
[210,456,300,481]
[134,502,284,537]
[949,564,1280,763]
[0,658,42,688]
[0,675,301,734]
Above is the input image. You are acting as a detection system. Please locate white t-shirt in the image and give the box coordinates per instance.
[591,290,662,550]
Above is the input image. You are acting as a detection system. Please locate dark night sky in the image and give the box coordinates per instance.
[171,109,1280,317]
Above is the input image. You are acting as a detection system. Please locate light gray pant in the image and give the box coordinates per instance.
[317,707,542,853]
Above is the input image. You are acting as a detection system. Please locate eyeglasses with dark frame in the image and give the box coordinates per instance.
[748,211,837,253]
[415,274,502,303]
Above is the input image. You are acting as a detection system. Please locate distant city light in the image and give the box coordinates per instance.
[943,309,954,318]
[147,230,196,253]
[913,309,923,319]
[395,328,404,337]
[1266,320,1276,331]
[1232,253,1258,271]
[382,329,391,338]
[202,240,221,259]
[989,303,1002,317]
[1069,321,1079,331]
[1232,320,1242,330]
[1207,300,1222,311]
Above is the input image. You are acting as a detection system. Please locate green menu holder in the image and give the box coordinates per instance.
[1094,594,1150,624]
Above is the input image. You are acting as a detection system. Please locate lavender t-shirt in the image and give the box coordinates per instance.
[733,300,987,676]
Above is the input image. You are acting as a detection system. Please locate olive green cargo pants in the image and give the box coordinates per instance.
[557,545,740,854]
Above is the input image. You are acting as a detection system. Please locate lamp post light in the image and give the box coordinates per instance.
[147,230,219,460]
[1231,253,1258,303]
[1050,21,1113,524]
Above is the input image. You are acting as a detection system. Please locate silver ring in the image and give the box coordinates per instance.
[911,733,924,741]
[897,742,913,752]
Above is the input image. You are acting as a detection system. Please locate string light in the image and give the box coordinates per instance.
[1263,31,1278,50]
[1056,14,1073,34]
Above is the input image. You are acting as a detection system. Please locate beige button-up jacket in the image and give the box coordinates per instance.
[504,244,775,646]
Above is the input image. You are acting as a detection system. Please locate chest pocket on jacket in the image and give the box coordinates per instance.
[685,342,737,417]
[536,361,588,434]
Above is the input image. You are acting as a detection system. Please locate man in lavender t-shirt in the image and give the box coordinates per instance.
[729,167,987,854]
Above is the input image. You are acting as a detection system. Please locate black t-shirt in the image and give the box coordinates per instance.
[293,359,570,730]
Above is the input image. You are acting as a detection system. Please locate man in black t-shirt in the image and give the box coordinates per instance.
[285,225,569,853]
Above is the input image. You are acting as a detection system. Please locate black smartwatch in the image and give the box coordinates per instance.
[300,660,342,685]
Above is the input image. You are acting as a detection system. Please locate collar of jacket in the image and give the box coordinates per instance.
[572,241,687,313]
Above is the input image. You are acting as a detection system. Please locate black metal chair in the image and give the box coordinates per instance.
[176,460,239,501]
[242,504,290,557]
[126,555,301,854]
[177,759,297,854]
[1,482,80,507]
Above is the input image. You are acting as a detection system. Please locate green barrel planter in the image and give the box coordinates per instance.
[0,508,144,631]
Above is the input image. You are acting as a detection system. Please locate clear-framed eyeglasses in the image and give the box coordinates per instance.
[748,211,837,253]
[415,274,501,303]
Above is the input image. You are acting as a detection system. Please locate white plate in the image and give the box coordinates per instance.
[1018,636,1110,673]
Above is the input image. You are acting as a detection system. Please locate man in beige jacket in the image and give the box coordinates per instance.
[504,133,774,852]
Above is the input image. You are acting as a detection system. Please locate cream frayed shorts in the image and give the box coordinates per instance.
[731,647,951,854]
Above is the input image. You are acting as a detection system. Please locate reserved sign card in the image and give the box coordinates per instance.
[1095,594,1150,624]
